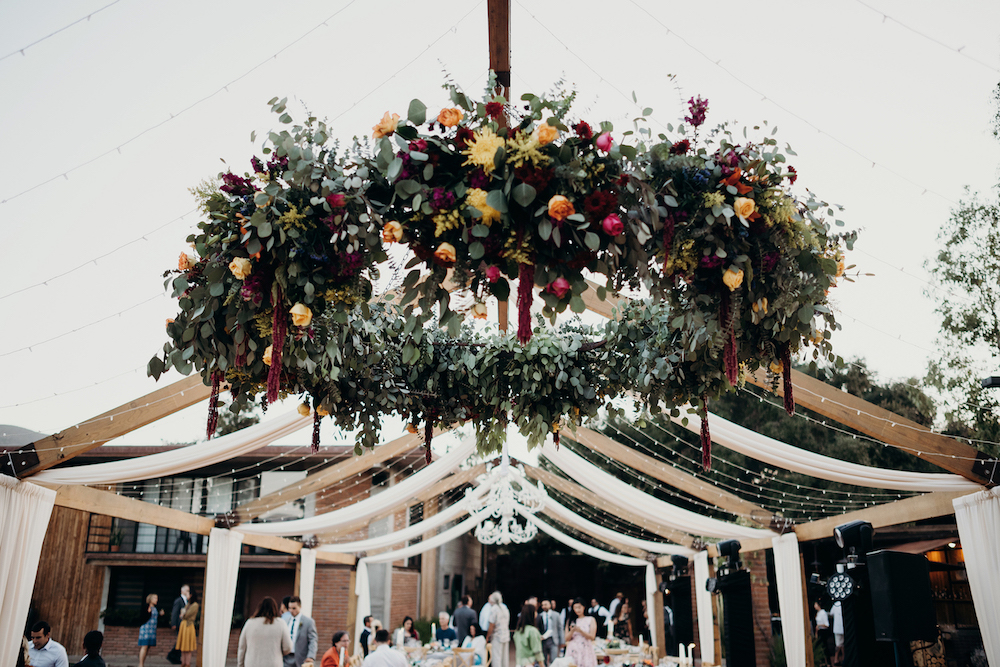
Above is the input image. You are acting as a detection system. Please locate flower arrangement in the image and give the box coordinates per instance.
[149,80,854,466]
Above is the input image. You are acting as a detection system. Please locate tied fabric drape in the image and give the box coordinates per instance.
[238,439,477,535]
[0,476,56,667]
[31,410,311,485]
[203,528,244,667]
[299,548,316,618]
[953,488,1000,666]
[693,551,715,666]
[772,533,806,667]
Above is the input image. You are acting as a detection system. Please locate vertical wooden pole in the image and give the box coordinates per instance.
[800,554,815,667]
[488,0,511,332]
[654,571,667,659]
[419,497,440,618]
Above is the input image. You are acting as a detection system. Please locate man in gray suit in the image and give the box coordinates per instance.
[170,584,189,630]
[283,596,318,667]
[536,599,563,666]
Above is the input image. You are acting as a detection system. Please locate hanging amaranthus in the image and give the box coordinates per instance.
[517,262,534,345]
[782,343,794,415]
[266,286,287,405]
[312,410,321,453]
[700,394,711,472]
[206,370,222,439]
[721,291,738,386]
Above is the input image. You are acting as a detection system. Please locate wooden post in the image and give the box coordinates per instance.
[653,570,667,660]
[419,496,440,618]
[347,569,358,645]
[800,554,815,667]
[488,0,510,332]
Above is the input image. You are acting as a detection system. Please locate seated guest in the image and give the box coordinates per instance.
[74,632,106,667]
[363,630,408,667]
[436,612,457,643]
[322,632,352,667]
[461,624,487,665]
[397,617,419,646]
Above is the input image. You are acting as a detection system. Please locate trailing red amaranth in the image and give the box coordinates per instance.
[782,344,794,415]
[206,371,222,439]
[517,262,535,344]
[267,286,287,405]
[700,395,711,472]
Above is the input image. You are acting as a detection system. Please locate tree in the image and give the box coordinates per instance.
[215,399,261,436]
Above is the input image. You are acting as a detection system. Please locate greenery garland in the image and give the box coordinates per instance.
[148,80,855,463]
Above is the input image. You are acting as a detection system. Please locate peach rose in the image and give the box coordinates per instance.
[406,423,419,434]
[434,243,457,264]
[769,360,784,374]
[178,253,195,271]
[383,221,403,243]
[297,403,311,417]
[836,258,845,278]
[372,111,400,138]
[472,302,488,319]
[229,257,252,280]
[438,108,464,127]
[547,195,575,222]
[535,123,558,146]
[751,297,768,314]
[722,267,744,291]
[165,318,175,328]
[316,405,330,417]
[290,303,313,328]
[262,344,273,366]
[733,197,756,222]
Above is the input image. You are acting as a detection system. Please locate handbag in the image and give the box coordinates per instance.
[167,648,182,664]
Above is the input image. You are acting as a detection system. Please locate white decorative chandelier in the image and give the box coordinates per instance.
[470,461,547,545]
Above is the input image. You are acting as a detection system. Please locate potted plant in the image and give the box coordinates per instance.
[109,529,124,552]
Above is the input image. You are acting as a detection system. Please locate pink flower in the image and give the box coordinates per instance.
[485,265,501,283]
[595,132,613,152]
[602,214,624,236]
[546,277,571,299]
[326,193,347,208]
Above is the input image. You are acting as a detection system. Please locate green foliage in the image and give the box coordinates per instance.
[100,606,145,627]
[215,399,261,436]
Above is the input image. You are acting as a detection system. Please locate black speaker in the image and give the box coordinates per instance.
[716,569,756,667]
[668,575,693,646]
[867,550,937,643]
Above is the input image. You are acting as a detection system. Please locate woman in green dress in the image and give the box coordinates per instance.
[513,604,544,667]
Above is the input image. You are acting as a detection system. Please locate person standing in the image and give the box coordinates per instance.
[536,600,562,666]
[362,630,408,667]
[513,605,543,667]
[175,591,200,667]
[238,596,292,667]
[171,585,190,630]
[813,601,833,666]
[830,601,844,667]
[73,631,106,667]
[138,593,165,667]
[453,596,478,644]
[564,599,596,667]
[321,631,351,667]
[359,616,374,658]
[607,594,624,623]
[282,597,293,624]
[613,598,633,645]
[485,591,511,667]
[29,621,69,667]
[479,597,495,633]
[284,595,319,667]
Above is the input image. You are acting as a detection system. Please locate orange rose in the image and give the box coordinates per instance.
[372,111,400,138]
[733,197,756,222]
[434,243,457,264]
[316,405,330,417]
[178,253,194,271]
[547,195,575,221]
[290,303,313,327]
[406,423,419,434]
[297,403,311,417]
[836,259,845,278]
[165,318,175,328]
[769,360,784,374]
[383,221,403,243]
[262,344,273,366]
[536,123,558,146]
[438,108,464,127]
[722,267,744,291]
[229,257,252,280]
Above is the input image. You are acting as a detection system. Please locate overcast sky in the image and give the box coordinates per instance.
[1,0,999,455]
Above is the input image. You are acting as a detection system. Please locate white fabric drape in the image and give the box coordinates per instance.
[954,488,1000,665]
[203,528,244,667]
[693,551,715,666]
[299,548,317,618]
[518,510,660,650]
[540,494,695,556]
[354,559,370,656]
[0,476,56,667]
[239,439,477,535]
[541,444,774,539]
[676,412,978,492]
[31,410,311,485]
[772,533,806,667]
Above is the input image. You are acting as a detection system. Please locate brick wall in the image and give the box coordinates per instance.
[689,572,703,663]
[389,568,420,630]
[745,551,773,667]
[312,564,353,649]
[97,625,241,661]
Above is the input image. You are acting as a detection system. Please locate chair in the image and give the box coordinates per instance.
[349,654,364,667]
[453,647,476,667]
[483,642,492,667]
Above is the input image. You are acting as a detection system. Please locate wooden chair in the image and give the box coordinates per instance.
[349,654,364,667]
[453,647,476,667]
[483,642,492,667]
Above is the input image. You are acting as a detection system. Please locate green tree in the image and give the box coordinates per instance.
[216,399,261,436]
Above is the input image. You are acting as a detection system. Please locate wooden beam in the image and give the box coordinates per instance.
[746,368,992,485]
[10,375,210,478]
[232,430,431,523]
[574,427,775,527]
[487,0,510,92]
[521,463,699,549]
[419,496,440,618]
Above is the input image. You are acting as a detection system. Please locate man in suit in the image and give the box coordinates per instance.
[170,584,189,630]
[283,596,319,667]
[359,616,374,658]
[453,596,478,644]
[536,599,562,666]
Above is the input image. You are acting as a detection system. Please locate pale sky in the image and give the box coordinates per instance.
[2,0,999,455]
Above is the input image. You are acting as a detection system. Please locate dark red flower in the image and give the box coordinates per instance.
[469,169,491,190]
[583,190,618,221]
[669,139,690,155]
[514,165,553,192]
[326,193,347,209]
[485,102,504,119]
[455,127,475,149]
[572,121,593,140]
[761,251,780,272]
[787,166,798,185]
[699,255,724,269]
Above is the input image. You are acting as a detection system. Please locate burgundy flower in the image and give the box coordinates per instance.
[699,255,724,269]
[409,139,428,153]
[685,95,708,128]
[572,121,593,140]
[669,140,690,155]
[787,166,798,185]
[455,127,475,149]
[485,102,504,119]
[583,190,618,221]
[761,252,780,272]
[485,265,501,283]
[514,165,553,192]
[251,156,265,173]
[335,251,363,277]
[430,188,456,210]
[220,173,255,196]
[602,214,624,236]
[326,193,347,209]
[469,169,490,190]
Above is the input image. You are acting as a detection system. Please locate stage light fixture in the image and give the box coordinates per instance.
[834,520,874,561]
[826,571,856,601]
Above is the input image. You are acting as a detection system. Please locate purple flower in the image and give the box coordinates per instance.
[469,169,490,190]
[761,252,780,272]
[685,96,708,128]
[240,273,266,304]
[335,251,363,277]
[220,173,255,196]
[251,156,264,173]
[430,188,456,210]
[699,255,724,269]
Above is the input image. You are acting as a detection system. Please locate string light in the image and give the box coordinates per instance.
[0,0,123,63]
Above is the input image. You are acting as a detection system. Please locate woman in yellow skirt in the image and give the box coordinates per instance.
[176,591,199,667]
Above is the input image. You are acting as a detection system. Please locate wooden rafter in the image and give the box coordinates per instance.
[9,375,210,478]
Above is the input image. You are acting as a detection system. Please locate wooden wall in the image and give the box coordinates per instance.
[30,506,106,652]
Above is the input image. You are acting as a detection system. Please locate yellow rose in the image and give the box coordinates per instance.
[406,423,419,434]
[372,111,400,138]
[229,257,252,280]
[547,195,575,222]
[290,303,313,327]
[733,197,756,222]
[751,298,768,314]
[297,403,311,417]
[769,360,784,374]
[836,259,845,278]
[178,253,195,271]
[383,221,403,243]
[722,267,744,291]
[438,108,464,127]
[535,123,558,146]
[262,344,273,366]
[434,243,457,264]
[472,302,488,319]
[316,405,330,417]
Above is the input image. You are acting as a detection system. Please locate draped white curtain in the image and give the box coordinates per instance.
[676,412,978,492]
[518,510,660,650]
[203,528,244,667]
[540,444,774,539]
[31,410,310,485]
[772,533,806,667]
[299,548,317,618]
[239,439,477,535]
[953,488,1000,666]
[693,551,715,666]
[0,476,56,667]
